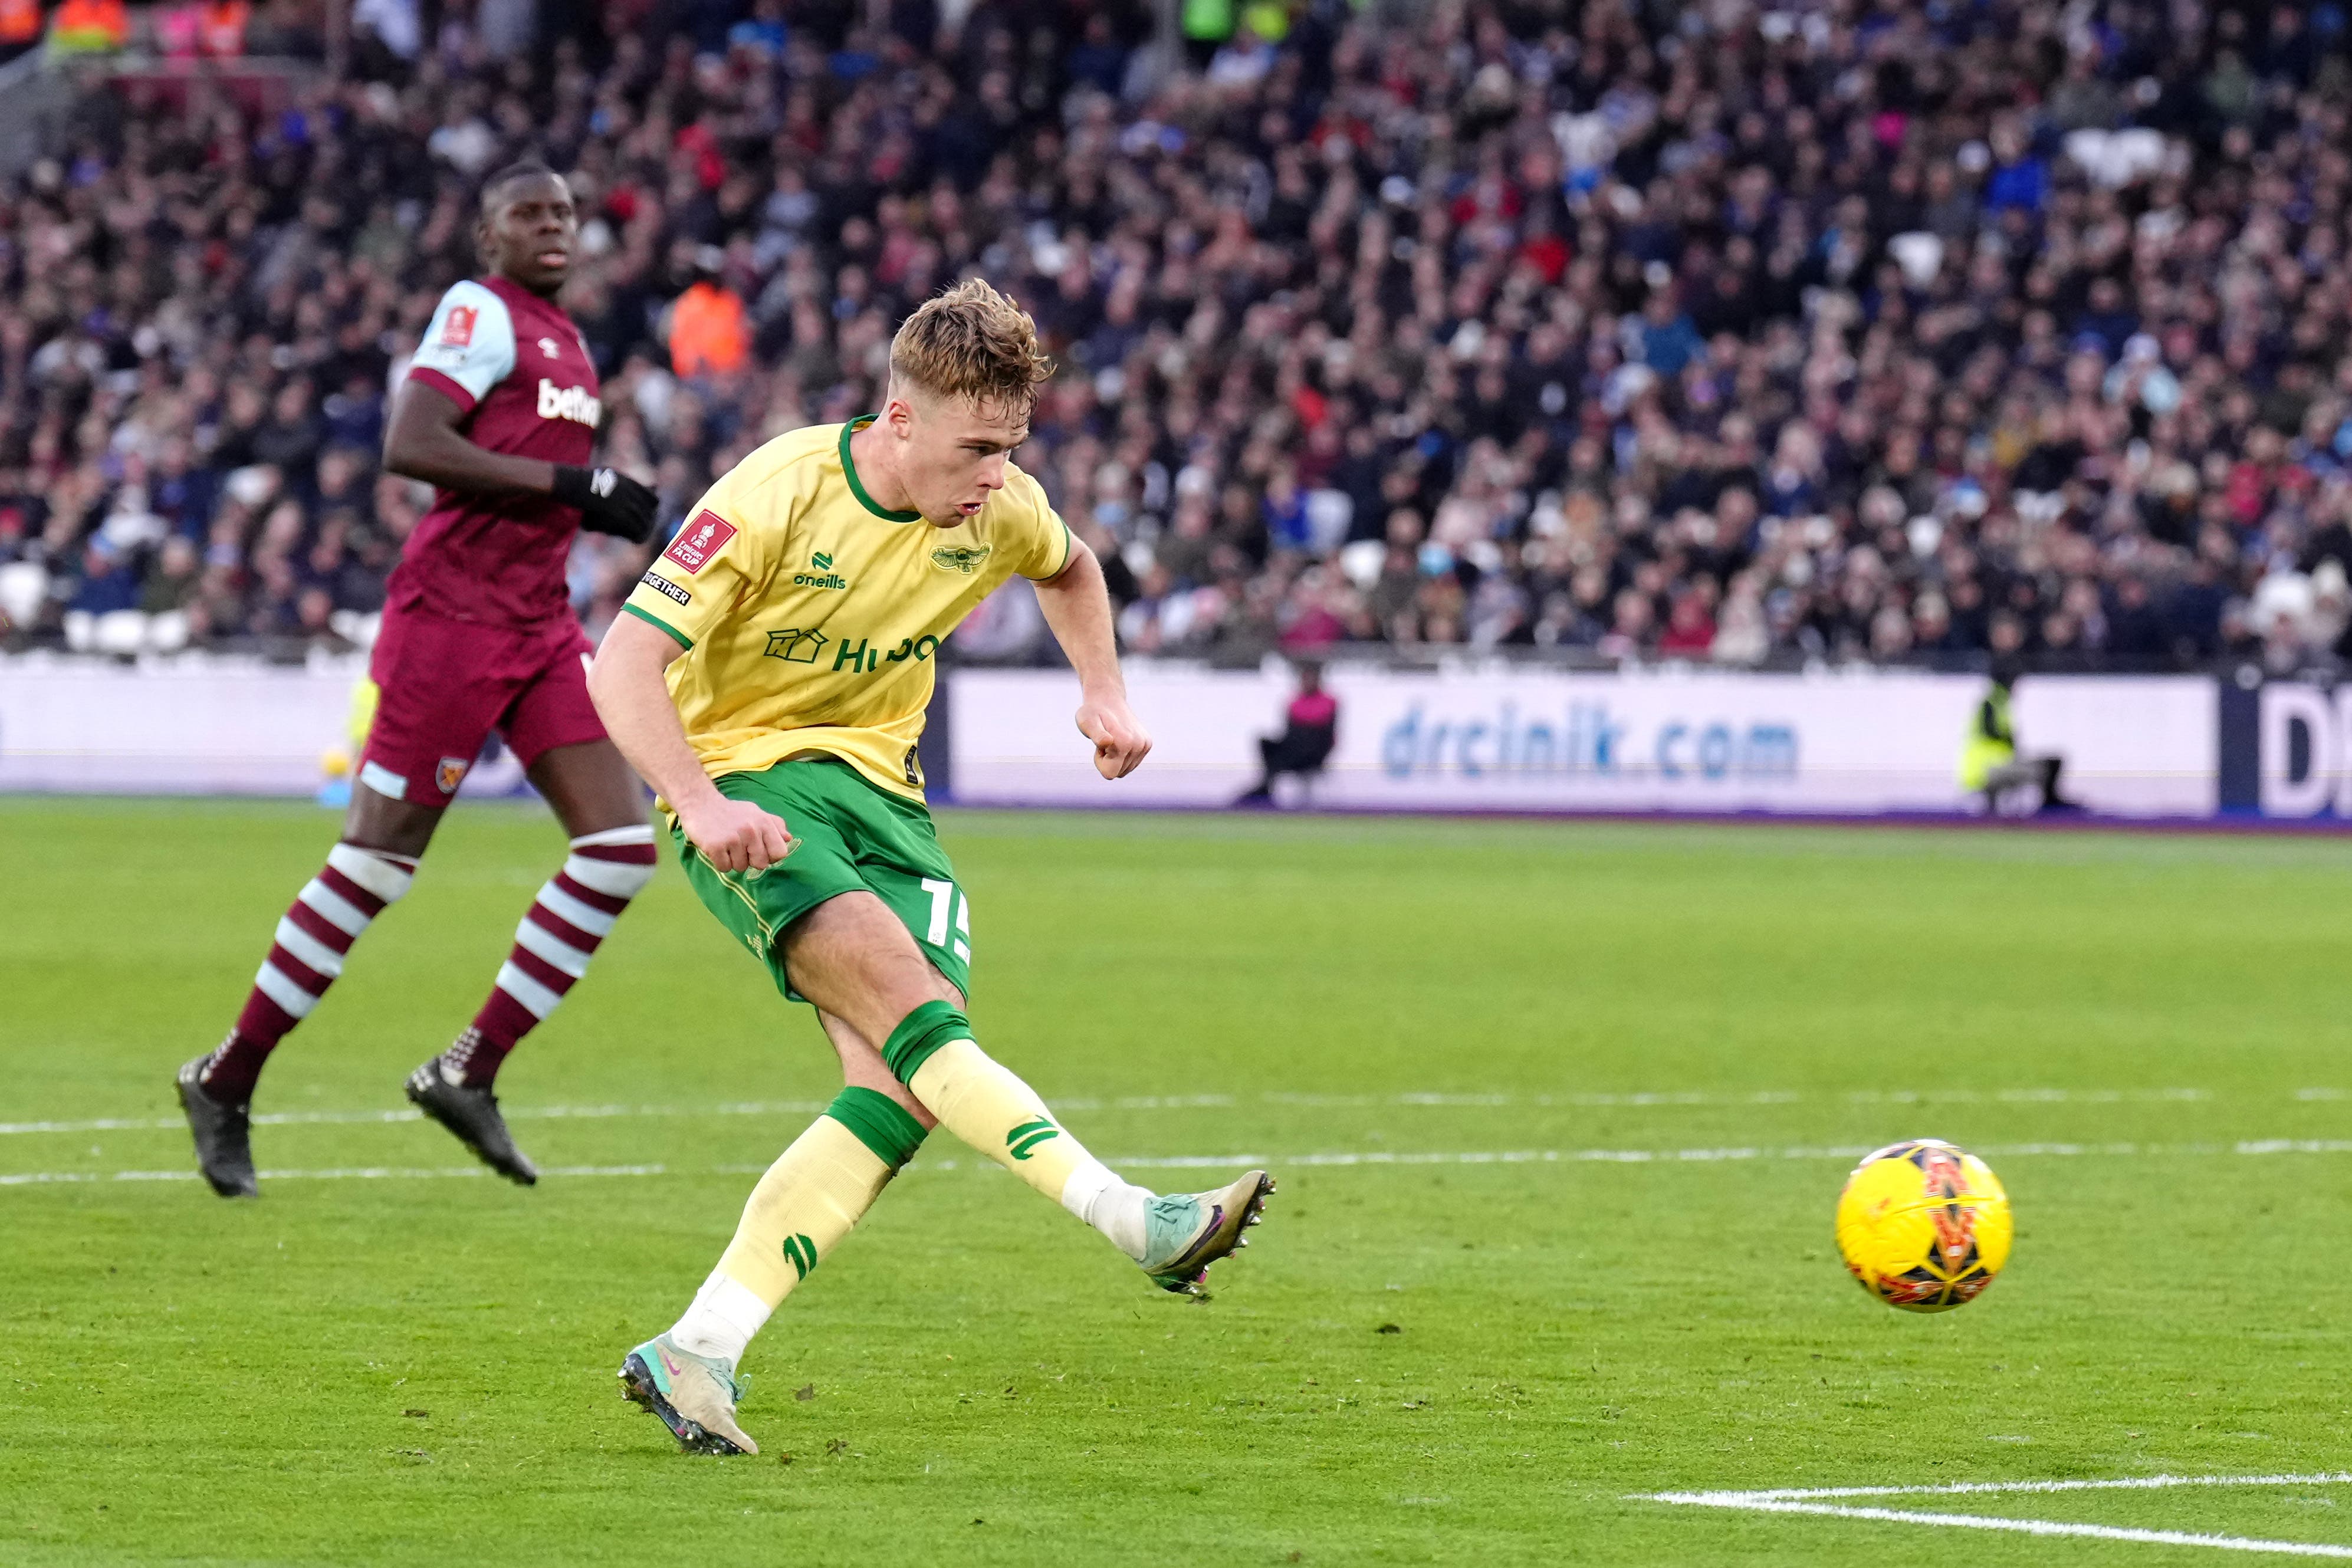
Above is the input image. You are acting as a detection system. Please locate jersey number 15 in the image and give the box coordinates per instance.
[919,877,972,964]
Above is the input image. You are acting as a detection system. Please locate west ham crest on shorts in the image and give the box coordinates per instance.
[436,756,471,794]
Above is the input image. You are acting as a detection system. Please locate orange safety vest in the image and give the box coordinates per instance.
[51,0,129,48]
[669,281,749,379]
[199,0,249,55]
[0,0,41,45]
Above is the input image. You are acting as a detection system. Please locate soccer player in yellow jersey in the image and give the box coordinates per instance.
[587,280,1273,1455]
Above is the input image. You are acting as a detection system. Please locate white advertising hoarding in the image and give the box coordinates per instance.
[0,655,2218,816]
[949,664,2218,818]
[0,655,525,797]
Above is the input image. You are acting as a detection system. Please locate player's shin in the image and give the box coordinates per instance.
[884,1001,1156,1260]
[436,824,658,1087]
[197,843,420,1102]
[666,1087,928,1365]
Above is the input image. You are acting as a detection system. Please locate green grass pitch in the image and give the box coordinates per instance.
[5,798,2352,1565]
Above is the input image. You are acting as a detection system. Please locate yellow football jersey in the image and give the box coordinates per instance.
[619,415,1073,802]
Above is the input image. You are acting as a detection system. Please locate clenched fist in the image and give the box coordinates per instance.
[1076,694,1151,780]
[677,793,795,872]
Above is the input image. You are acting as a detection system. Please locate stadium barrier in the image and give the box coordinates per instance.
[2218,673,2352,820]
[0,653,2313,821]
[0,653,525,798]
[947,663,2219,818]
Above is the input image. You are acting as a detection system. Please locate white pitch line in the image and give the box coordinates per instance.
[0,1163,666,1187]
[0,1105,810,1137]
[1262,1087,2219,1109]
[10,1140,2352,1188]
[1658,1499,2352,1558]
[0,1094,1237,1138]
[1644,1474,2352,1559]
[0,1084,2285,1139]
[1116,1140,2352,1167]
[1654,1472,2352,1503]
[2238,1140,2352,1155]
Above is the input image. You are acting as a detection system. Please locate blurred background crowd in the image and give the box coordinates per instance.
[7,0,2352,672]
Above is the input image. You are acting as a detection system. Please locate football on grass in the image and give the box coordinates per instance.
[1835,1139,2012,1312]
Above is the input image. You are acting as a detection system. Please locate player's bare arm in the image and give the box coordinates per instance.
[1033,538,1151,780]
[384,380,654,542]
[588,613,793,873]
[383,377,566,499]
[384,168,658,543]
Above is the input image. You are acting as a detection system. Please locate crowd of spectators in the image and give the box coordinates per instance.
[11,0,2352,673]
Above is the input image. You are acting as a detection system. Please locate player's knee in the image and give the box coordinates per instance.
[815,1008,941,1127]
[341,793,443,859]
[530,739,648,837]
[846,1068,936,1130]
[879,998,974,1086]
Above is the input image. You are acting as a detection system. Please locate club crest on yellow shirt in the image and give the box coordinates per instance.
[930,543,993,575]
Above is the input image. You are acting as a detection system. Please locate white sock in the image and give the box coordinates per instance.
[667,1269,772,1365]
[1059,1159,1154,1261]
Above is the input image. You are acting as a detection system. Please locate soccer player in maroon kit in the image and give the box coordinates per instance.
[175,164,663,1196]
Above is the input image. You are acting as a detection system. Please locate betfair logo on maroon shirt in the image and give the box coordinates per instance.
[536,379,602,428]
[663,511,737,574]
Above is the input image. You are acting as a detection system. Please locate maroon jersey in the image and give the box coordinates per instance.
[390,275,602,629]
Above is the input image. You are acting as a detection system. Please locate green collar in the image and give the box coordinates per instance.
[840,415,922,522]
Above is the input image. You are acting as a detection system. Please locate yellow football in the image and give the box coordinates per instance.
[1834,1139,2012,1312]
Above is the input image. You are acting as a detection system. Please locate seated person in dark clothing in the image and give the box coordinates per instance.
[71,540,143,616]
[1237,662,1338,805]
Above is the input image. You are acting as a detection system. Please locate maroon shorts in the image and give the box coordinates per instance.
[357,610,606,808]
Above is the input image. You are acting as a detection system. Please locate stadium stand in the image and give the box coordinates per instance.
[3,0,2351,673]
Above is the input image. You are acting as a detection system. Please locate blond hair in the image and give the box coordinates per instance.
[889,279,1053,417]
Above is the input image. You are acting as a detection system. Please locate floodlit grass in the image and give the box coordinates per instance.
[4,799,2350,1564]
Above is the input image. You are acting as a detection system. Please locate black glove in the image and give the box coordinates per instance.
[553,465,658,543]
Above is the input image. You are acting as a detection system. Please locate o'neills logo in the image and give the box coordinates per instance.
[537,379,602,427]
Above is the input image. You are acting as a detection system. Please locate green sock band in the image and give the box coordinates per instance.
[881,1000,971,1084]
[824,1086,929,1169]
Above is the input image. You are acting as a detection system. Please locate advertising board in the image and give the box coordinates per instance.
[0,655,524,798]
[948,665,2218,818]
[0,656,2227,819]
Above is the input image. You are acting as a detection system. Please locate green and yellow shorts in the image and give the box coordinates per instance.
[675,757,971,1004]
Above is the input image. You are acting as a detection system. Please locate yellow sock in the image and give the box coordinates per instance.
[910,1037,1092,1192]
[668,1086,927,1363]
[886,1002,1154,1258]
